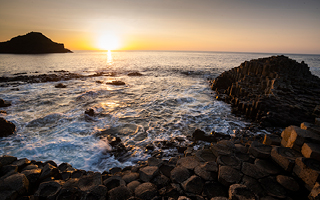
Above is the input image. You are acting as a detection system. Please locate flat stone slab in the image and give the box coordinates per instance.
[176,156,201,170]
[301,143,320,161]
[249,141,272,159]
[217,155,241,169]
[218,166,242,187]
[293,157,320,190]
[281,125,315,151]
[271,146,302,172]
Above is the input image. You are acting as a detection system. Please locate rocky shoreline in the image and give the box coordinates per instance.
[1,120,320,200]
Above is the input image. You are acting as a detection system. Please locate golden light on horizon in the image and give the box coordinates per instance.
[97,33,121,51]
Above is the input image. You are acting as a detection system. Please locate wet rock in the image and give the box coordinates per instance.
[103,176,126,190]
[177,196,191,200]
[159,164,175,178]
[34,180,64,199]
[55,83,67,88]
[109,167,122,174]
[241,162,269,179]
[192,129,215,142]
[0,155,17,166]
[177,156,201,170]
[211,197,228,200]
[182,175,204,194]
[128,72,143,76]
[259,176,287,199]
[21,168,42,185]
[0,173,29,195]
[39,163,61,181]
[0,117,16,137]
[210,143,233,157]
[151,174,170,189]
[234,143,248,154]
[271,146,302,172]
[85,108,95,117]
[108,185,132,200]
[122,172,139,183]
[135,182,158,200]
[194,163,217,181]
[127,180,141,192]
[170,166,190,183]
[0,98,11,107]
[148,157,163,167]
[77,172,102,192]
[293,157,320,190]
[263,134,281,146]
[218,166,243,187]
[71,169,85,178]
[12,158,31,172]
[241,175,264,196]
[56,186,82,200]
[106,80,126,86]
[228,184,258,200]
[217,155,241,169]
[22,164,39,171]
[309,182,320,200]
[139,166,159,182]
[58,162,75,172]
[82,185,108,200]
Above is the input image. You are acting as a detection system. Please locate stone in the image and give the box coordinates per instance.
[202,181,228,199]
[281,125,316,151]
[309,182,320,200]
[71,169,85,178]
[176,156,201,170]
[241,162,269,179]
[58,162,75,172]
[83,185,108,200]
[108,185,132,200]
[211,197,228,200]
[106,81,126,86]
[56,187,82,200]
[241,175,264,196]
[254,159,281,175]
[140,166,159,182]
[85,108,95,117]
[259,176,287,199]
[228,184,258,200]
[271,146,302,172]
[109,167,122,174]
[0,117,16,137]
[194,149,217,162]
[181,175,204,194]
[218,166,242,187]
[234,143,248,154]
[122,172,139,183]
[12,158,31,171]
[0,98,11,107]
[103,176,126,190]
[135,182,158,200]
[22,164,39,171]
[148,157,163,167]
[194,163,216,181]
[301,122,320,134]
[128,72,143,76]
[302,143,320,161]
[159,164,175,178]
[293,157,320,190]
[177,196,191,200]
[39,163,60,180]
[0,173,29,195]
[235,152,251,162]
[170,166,190,183]
[217,155,241,169]
[34,180,64,199]
[127,180,141,192]
[21,168,42,185]
[77,172,102,191]
[0,164,18,177]
[263,134,281,146]
[192,129,214,142]
[55,83,67,88]
[249,141,272,159]
[151,174,170,189]
[276,175,300,192]
[210,143,233,157]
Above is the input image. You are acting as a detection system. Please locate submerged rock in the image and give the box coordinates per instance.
[0,117,16,137]
[0,99,11,107]
[106,80,126,86]
[55,83,67,88]
[128,72,143,76]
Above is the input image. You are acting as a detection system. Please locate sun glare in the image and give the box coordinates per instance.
[97,33,120,50]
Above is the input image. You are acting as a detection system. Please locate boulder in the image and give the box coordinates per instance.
[217,155,241,169]
[241,162,269,179]
[103,176,126,190]
[106,81,126,86]
[82,185,108,200]
[309,182,320,200]
[181,175,204,194]
[128,72,143,76]
[170,166,190,183]
[254,159,281,175]
[12,158,31,171]
[301,143,320,161]
[127,180,141,192]
[241,175,264,196]
[271,146,302,172]
[139,166,159,182]
[293,157,320,190]
[259,176,287,199]
[192,129,215,142]
[228,184,258,200]
[0,173,29,195]
[249,141,272,159]
[202,181,228,199]
[108,185,132,200]
[134,182,158,200]
[218,166,242,187]
[151,174,170,189]
[0,155,17,166]
[263,134,281,146]
[276,175,300,192]
[176,156,201,170]
[77,172,102,192]
[55,83,67,88]
[0,99,11,107]
[34,180,64,199]
[39,163,60,180]
[0,117,16,137]
[85,108,95,117]
[122,172,139,183]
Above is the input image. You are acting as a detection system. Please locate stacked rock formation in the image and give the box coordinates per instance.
[211,55,320,128]
[1,120,320,199]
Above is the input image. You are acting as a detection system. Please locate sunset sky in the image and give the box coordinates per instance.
[0,0,319,54]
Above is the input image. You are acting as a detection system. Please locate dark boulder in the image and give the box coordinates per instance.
[0,117,16,137]
[0,32,72,54]
[55,83,67,88]
[106,81,126,86]
[128,72,143,76]
[211,55,320,128]
[85,108,95,117]
[0,99,11,107]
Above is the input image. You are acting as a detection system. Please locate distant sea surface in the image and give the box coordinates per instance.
[0,51,319,172]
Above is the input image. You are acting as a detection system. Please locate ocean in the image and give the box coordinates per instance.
[0,51,319,172]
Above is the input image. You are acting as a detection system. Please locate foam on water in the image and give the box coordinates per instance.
[0,51,319,172]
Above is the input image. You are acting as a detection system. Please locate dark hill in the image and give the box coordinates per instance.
[0,32,72,54]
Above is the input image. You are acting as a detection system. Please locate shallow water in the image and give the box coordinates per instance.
[0,51,319,172]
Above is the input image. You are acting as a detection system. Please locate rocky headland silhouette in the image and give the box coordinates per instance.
[0,32,72,54]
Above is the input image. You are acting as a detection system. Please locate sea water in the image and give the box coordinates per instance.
[0,51,319,172]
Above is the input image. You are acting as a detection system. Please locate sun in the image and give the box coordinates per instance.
[97,33,120,51]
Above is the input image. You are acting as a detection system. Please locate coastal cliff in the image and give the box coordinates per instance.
[0,32,72,54]
[211,55,320,128]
